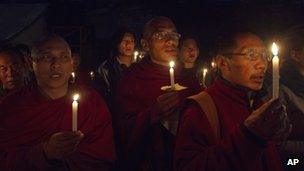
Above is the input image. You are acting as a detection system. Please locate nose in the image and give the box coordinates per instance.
[50,58,62,69]
[255,57,267,71]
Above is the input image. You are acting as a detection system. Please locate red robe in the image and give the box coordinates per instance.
[0,85,116,170]
[114,58,201,170]
[174,78,283,171]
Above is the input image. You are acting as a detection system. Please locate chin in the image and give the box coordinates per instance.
[249,84,263,91]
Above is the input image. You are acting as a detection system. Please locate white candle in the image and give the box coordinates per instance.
[169,61,175,89]
[133,51,139,62]
[72,94,80,131]
[271,42,279,99]
[203,68,208,86]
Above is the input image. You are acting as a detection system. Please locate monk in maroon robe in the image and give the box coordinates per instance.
[174,32,291,171]
[0,34,116,170]
[114,17,200,170]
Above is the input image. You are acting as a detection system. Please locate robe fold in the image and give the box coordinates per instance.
[114,57,200,170]
[0,85,116,171]
[174,78,283,171]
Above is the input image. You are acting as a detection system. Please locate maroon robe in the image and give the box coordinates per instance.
[174,78,283,171]
[0,85,116,170]
[114,57,200,170]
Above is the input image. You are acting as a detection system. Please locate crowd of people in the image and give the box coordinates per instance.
[0,16,303,171]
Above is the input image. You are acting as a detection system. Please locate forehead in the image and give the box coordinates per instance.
[152,20,176,33]
[0,53,20,65]
[37,39,70,54]
[122,33,134,39]
[234,34,265,51]
[182,39,197,46]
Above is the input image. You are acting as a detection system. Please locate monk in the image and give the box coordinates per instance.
[0,34,116,170]
[174,31,291,171]
[0,45,25,100]
[114,16,200,170]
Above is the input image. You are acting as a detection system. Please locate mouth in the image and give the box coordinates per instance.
[49,72,63,80]
[250,74,265,84]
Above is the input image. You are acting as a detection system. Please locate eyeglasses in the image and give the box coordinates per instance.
[36,54,71,63]
[152,32,181,41]
[223,49,271,62]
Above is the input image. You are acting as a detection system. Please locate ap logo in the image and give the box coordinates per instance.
[287,159,300,166]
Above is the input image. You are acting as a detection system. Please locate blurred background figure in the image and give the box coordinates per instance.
[179,35,202,92]
[0,44,26,100]
[97,26,136,108]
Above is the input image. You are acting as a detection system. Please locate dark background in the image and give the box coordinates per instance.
[2,0,304,69]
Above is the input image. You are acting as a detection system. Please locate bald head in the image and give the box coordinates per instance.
[32,34,71,61]
[143,16,176,39]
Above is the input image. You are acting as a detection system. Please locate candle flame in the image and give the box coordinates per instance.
[71,72,75,78]
[169,61,175,68]
[90,71,94,76]
[134,51,139,56]
[211,62,215,68]
[203,68,208,74]
[73,94,80,101]
[272,42,279,56]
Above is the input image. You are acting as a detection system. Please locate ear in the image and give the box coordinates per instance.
[141,39,150,52]
[290,50,300,63]
[217,55,231,72]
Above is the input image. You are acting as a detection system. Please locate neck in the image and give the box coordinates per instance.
[38,84,68,100]
[183,62,194,69]
[151,58,168,67]
[118,55,132,67]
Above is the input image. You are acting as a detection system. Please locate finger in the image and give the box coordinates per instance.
[158,92,179,101]
[56,134,84,147]
[54,132,80,141]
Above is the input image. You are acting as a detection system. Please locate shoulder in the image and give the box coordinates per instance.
[180,99,206,126]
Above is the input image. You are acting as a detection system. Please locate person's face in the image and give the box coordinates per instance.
[32,39,73,92]
[118,33,135,56]
[0,53,25,90]
[144,20,180,65]
[180,38,199,64]
[223,34,268,91]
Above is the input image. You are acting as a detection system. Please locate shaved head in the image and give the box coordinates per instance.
[32,34,71,61]
[142,16,176,39]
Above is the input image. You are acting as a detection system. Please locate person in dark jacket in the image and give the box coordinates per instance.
[97,27,136,107]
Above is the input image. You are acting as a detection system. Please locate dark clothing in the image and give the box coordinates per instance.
[98,57,129,107]
[114,57,199,171]
[0,85,116,171]
[277,60,304,170]
[180,67,203,94]
[174,78,283,171]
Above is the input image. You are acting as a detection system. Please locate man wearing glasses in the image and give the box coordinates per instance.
[114,16,199,170]
[0,34,116,170]
[174,31,291,171]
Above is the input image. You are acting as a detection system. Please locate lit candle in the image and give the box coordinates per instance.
[133,51,139,62]
[71,72,76,83]
[90,71,94,80]
[72,94,80,131]
[271,42,279,99]
[169,61,175,89]
[203,68,208,87]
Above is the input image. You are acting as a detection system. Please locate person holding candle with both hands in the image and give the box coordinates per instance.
[0,34,116,170]
[174,30,291,171]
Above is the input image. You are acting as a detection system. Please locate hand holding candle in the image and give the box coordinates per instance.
[169,61,175,90]
[271,43,279,99]
[72,94,80,131]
